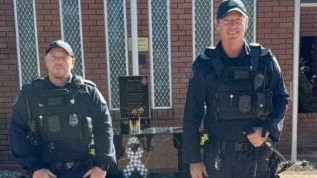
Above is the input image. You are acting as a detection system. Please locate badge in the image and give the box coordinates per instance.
[69,113,79,127]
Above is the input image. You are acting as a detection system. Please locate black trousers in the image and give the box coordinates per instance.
[51,165,122,178]
[203,144,272,178]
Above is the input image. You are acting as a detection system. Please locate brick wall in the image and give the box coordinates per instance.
[298,113,317,152]
[256,0,294,154]
[0,0,316,172]
[0,0,18,169]
[301,7,317,37]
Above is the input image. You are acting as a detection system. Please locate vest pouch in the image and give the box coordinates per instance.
[256,91,272,120]
[47,115,61,132]
[238,95,252,113]
[39,113,83,142]
[80,117,93,145]
[226,67,252,82]
[217,92,256,120]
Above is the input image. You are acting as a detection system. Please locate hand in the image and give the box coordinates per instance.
[32,168,56,178]
[83,166,107,178]
[246,127,269,147]
[189,162,208,178]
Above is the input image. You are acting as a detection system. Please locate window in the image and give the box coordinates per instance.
[60,0,84,76]
[193,0,213,58]
[301,0,317,7]
[14,0,39,87]
[149,0,172,109]
[104,0,128,110]
[299,36,317,112]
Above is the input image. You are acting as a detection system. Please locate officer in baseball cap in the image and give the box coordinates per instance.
[217,0,248,19]
[46,40,74,57]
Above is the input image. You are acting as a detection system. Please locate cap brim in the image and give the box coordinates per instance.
[224,7,247,18]
[46,43,74,57]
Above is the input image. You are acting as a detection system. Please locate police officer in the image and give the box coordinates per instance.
[9,40,116,178]
[182,0,289,178]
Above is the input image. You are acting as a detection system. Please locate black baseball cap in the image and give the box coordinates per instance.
[46,40,74,57]
[217,0,248,19]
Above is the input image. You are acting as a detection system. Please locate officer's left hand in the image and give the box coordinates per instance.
[246,127,269,147]
[83,166,107,178]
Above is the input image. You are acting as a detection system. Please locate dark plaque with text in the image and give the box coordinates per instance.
[119,76,150,119]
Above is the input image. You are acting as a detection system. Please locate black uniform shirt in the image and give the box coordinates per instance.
[9,75,116,172]
[182,41,289,163]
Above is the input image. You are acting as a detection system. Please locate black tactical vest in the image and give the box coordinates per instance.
[204,44,272,121]
[27,76,92,145]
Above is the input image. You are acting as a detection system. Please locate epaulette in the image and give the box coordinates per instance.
[200,53,210,60]
[249,42,261,47]
[21,77,44,92]
[194,46,216,61]
[83,79,96,87]
[249,42,270,57]
[204,46,216,59]
[30,77,45,89]
[32,77,44,84]
[260,48,270,57]
[72,75,96,89]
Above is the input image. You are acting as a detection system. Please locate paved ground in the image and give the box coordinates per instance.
[1,134,316,178]
[279,171,317,178]
[277,159,317,178]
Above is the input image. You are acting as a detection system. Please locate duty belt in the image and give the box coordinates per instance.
[50,159,92,172]
[216,140,253,152]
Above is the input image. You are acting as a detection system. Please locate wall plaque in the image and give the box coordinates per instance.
[119,76,150,119]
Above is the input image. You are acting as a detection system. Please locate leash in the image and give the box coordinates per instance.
[265,142,293,175]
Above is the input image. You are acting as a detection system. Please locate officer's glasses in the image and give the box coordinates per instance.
[48,54,72,62]
[221,18,244,26]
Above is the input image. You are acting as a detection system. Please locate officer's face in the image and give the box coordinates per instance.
[216,11,248,44]
[45,47,75,81]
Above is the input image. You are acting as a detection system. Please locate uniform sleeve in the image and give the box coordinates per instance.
[263,55,289,142]
[182,57,208,163]
[9,88,46,173]
[89,86,117,168]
